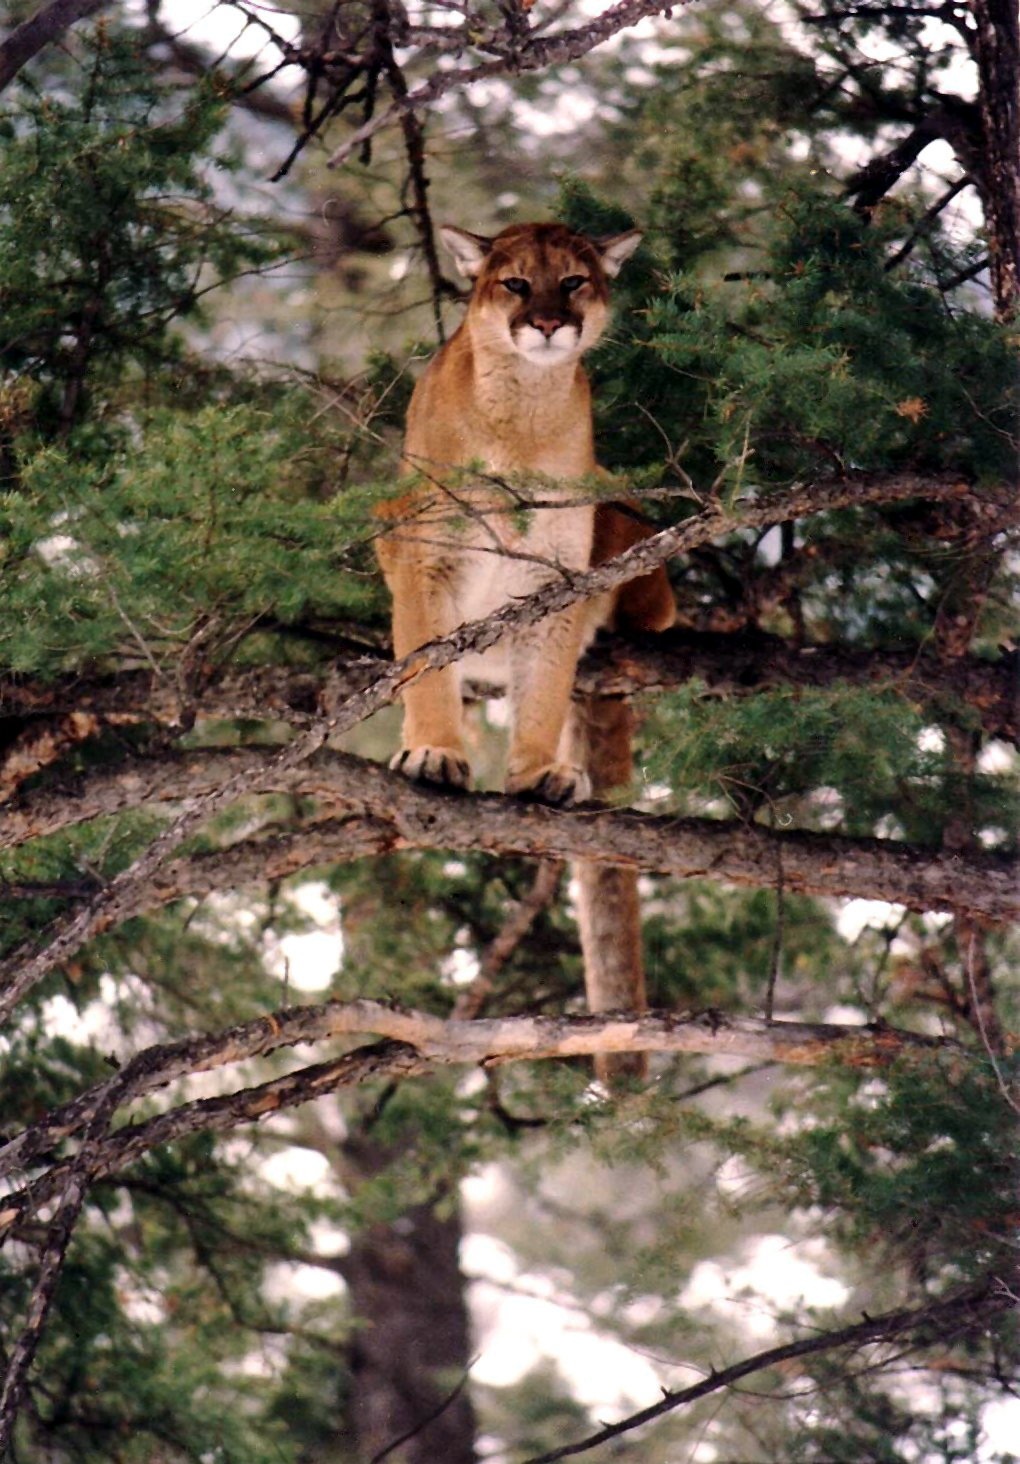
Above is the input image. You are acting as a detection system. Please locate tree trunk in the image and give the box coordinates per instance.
[970,0,1020,318]
[341,1169,477,1464]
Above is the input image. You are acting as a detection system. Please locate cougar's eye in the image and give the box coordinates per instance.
[561,275,587,293]
[501,277,530,296]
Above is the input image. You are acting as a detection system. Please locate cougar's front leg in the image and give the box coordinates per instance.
[505,606,591,807]
[387,557,471,791]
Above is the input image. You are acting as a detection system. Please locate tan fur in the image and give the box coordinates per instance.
[376,221,674,1081]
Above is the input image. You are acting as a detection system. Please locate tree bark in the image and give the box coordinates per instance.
[61,756,1016,923]
[1,747,1016,1030]
[2,628,1016,791]
[969,0,1020,318]
[341,1142,477,1464]
[0,0,111,93]
[0,1004,974,1244]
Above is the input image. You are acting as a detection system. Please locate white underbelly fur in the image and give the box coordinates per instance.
[448,506,606,689]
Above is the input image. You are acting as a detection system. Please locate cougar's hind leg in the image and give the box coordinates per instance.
[387,558,471,791]
[505,607,590,807]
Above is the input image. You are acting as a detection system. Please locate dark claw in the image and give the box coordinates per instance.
[515,772,577,808]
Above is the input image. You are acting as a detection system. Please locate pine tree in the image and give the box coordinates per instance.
[0,2,1017,1462]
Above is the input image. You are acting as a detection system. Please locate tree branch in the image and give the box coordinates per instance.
[518,1283,1010,1463]
[0,998,974,1214]
[325,0,691,168]
[0,1057,134,1450]
[3,626,1016,790]
[4,723,1019,962]
[0,472,1000,1026]
[575,628,1019,744]
[0,0,111,94]
[0,1041,428,1244]
[5,749,1016,927]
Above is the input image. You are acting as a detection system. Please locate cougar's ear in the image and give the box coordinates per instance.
[440,226,493,279]
[595,229,643,278]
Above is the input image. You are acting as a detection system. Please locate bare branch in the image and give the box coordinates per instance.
[0,1166,90,1448]
[0,1042,429,1244]
[518,1284,1009,1463]
[0,1058,133,1450]
[883,174,974,273]
[2,627,1016,811]
[5,744,1015,927]
[0,0,111,94]
[0,997,974,1206]
[574,629,1019,745]
[325,0,689,168]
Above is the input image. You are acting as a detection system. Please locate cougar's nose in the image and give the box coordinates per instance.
[528,315,563,338]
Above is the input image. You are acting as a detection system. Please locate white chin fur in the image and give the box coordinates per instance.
[515,325,581,363]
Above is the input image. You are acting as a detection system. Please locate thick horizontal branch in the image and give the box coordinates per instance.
[10,616,1018,851]
[0,746,350,850]
[575,629,1019,744]
[0,999,974,1229]
[0,473,998,1025]
[0,661,328,732]
[0,999,968,1180]
[2,745,1016,944]
[85,754,1017,924]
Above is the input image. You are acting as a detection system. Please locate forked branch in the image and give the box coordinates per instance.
[0,999,978,1233]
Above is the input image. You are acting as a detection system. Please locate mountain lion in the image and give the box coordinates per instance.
[377,220,675,1080]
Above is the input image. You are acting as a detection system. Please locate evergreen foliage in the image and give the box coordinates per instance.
[0,2,1016,1462]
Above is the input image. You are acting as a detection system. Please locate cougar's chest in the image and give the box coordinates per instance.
[450,500,598,686]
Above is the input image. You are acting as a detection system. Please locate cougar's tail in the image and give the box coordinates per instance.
[573,503,675,1086]
[570,693,649,1084]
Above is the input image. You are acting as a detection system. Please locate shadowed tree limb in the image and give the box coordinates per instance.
[3,750,1016,923]
[0,1055,139,1451]
[1,630,1015,819]
[325,0,695,168]
[0,1040,426,1241]
[0,0,111,93]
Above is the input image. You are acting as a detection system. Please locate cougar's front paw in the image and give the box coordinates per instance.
[506,763,591,808]
[390,746,472,791]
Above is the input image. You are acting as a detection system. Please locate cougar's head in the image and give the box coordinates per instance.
[440,221,642,368]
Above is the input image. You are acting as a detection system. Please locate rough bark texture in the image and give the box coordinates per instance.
[52,755,1013,919]
[3,630,1016,751]
[0,999,973,1230]
[969,0,1020,318]
[2,750,1015,1033]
